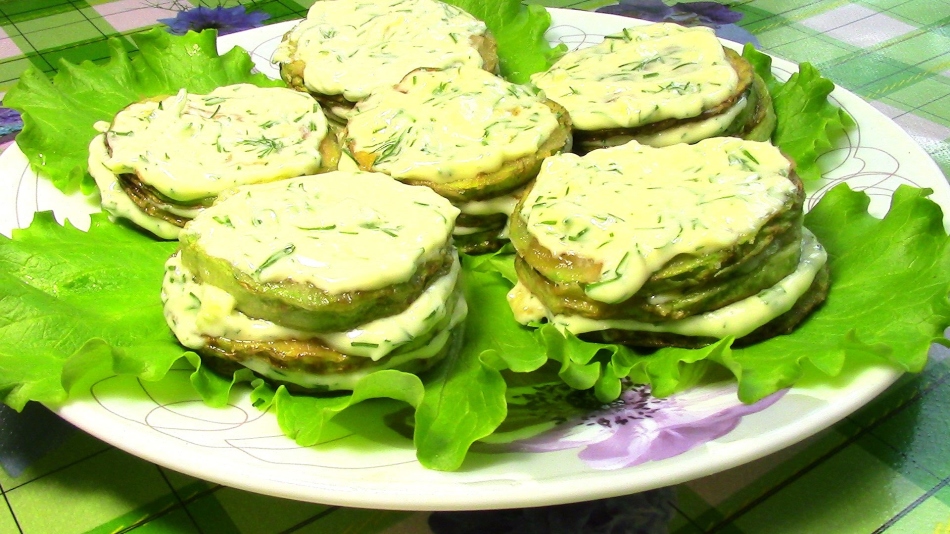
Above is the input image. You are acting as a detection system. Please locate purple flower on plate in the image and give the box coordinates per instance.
[0,107,23,152]
[0,107,23,136]
[506,382,784,470]
[159,5,270,36]
[597,0,759,46]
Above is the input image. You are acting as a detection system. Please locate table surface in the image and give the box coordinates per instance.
[0,1,948,533]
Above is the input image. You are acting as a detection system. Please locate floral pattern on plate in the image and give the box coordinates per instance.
[501,381,784,469]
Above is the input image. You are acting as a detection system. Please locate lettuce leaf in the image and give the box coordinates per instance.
[3,29,282,194]
[445,0,565,83]
[414,266,530,470]
[743,44,855,181]
[528,184,950,404]
[0,212,181,410]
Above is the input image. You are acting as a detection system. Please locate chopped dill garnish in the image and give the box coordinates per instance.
[239,135,284,158]
[255,244,295,276]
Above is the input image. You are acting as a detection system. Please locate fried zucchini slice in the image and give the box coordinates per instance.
[513,224,804,322]
[346,66,572,202]
[510,139,803,297]
[89,84,339,238]
[163,252,467,391]
[178,172,459,332]
[274,0,499,122]
[581,256,830,348]
[531,24,775,151]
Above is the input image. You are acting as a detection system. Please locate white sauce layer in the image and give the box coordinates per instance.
[320,256,462,358]
[456,190,521,216]
[88,135,184,239]
[182,172,459,293]
[93,84,329,202]
[593,97,747,149]
[162,252,465,361]
[531,23,738,131]
[508,229,827,338]
[242,303,466,391]
[273,0,488,103]
[518,138,797,304]
[346,66,560,182]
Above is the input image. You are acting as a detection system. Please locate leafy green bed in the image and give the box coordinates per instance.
[1,13,947,471]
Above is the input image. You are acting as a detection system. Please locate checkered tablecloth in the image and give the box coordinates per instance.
[0,1,948,533]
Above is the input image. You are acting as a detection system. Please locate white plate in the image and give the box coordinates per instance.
[3,8,946,511]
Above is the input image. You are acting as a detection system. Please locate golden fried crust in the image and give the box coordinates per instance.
[514,223,803,322]
[112,132,342,228]
[471,33,500,75]
[510,165,805,288]
[200,304,456,375]
[197,321,463,393]
[452,221,508,254]
[181,243,457,333]
[581,261,830,348]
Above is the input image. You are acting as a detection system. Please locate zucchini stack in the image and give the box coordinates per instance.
[507,138,829,348]
[161,171,466,391]
[531,23,775,154]
[274,0,499,123]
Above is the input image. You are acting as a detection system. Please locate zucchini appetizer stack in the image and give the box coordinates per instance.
[344,66,572,254]
[531,23,775,154]
[507,138,829,348]
[274,0,499,123]
[162,171,466,391]
[89,84,340,239]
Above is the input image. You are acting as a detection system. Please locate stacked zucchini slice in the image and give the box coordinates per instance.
[162,172,466,391]
[507,138,829,348]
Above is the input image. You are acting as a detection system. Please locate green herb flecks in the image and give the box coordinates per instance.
[367,131,407,165]
[741,149,760,165]
[298,224,337,236]
[728,153,756,172]
[255,244,295,276]
[584,251,631,297]
[239,135,284,158]
[359,220,403,238]
[212,215,234,228]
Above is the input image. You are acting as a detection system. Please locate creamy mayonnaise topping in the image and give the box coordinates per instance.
[456,190,521,216]
[89,135,186,239]
[320,256,462,358]
[94,84,329,202]
[240,303,465,390]
[508,229,827,338]
[162,252,465,360]
[589,97,747,150]
[518,138,797,304]
[273,0,488,102]
[346,66,560,182]
[181,171,459,293]
[531,23,739,131]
